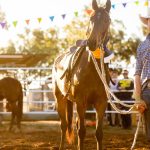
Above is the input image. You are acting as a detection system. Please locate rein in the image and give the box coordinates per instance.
[88,47,142,150]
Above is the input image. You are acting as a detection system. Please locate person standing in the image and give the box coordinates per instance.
[109,69,121,127]
[134,7,150,142]
[117,69,134,129]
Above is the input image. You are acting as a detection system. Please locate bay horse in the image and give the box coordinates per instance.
[0,77,23,131]
[52,0,111,149]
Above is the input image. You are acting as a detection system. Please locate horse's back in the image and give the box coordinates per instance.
[54,51,73,72]
[0,77,23,101]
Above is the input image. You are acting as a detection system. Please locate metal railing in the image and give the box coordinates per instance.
[0,67,138,121]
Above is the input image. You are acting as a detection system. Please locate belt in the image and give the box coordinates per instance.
[142,79,150,90]
[147,80,150,88]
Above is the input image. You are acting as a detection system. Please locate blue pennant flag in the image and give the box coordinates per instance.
[49,16,54,22]
[111,4,115,9]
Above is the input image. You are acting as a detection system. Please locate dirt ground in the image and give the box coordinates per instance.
[0,121,149,150]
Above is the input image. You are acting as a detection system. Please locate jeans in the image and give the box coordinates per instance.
[142,88,150,140]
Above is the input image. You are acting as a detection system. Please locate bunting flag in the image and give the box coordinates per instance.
[25,19,30,25]
[0,0,150,30]
[112,4,115,9]
[61,14,66,19]
[122,3,127,7]
[49,16,54,22]
[37,18,42,23]
[74,11,78,17]
[85,9,93,15]
[13,21,18,27]
[0,22,6,28]
[134,1,139,5]
[144,0,149,6]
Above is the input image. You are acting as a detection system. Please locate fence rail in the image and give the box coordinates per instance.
[0,67,138,121]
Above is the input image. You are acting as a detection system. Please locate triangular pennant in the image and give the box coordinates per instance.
[0,22,6,28]
[111,4,115,9]
[37,18,42,23]
[134,0,139,5]
[85,9,93,15]
[144,0,149,6]
[13,21,18,27]
[25,19,30,25]
[74,11,78,17]
[122,3,127,7]
[61,14,66,19]
[49,16,54,22]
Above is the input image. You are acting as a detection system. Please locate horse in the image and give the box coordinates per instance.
[52,0,111,149]
[0,77,23,131]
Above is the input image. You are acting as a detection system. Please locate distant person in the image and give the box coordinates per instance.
[117,69,134,129]
[134,7,150,142]
[109,69,121,126]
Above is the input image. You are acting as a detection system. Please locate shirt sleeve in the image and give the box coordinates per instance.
[134,45,143,76]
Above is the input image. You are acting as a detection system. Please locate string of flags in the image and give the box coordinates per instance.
[0,0,149,29]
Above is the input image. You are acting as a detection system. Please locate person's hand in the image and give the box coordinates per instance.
[135,101,147,114]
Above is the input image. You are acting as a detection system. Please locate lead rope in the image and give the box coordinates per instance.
[88,48,141,150]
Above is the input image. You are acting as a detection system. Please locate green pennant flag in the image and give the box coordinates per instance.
[134,0,139,5]
[37,18,42,23]
[13,21,18,27]
[74,11,78,17]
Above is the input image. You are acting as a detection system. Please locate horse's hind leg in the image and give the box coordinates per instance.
[76,102,86,150]
[57,98,67,150]
[54,81,67,150]
[16,92,23,131]
[9,108,16,131]
[94,101,107,150]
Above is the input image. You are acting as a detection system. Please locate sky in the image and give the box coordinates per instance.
[0,0,148,47]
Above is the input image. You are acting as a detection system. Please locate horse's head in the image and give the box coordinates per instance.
[88,0,111,51]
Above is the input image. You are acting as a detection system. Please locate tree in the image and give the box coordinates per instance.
[62,15,89,51]
[0,41,16,54]
[107,20,141,63]
[17,28,61,65]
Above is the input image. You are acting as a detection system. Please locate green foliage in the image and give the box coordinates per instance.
[62,15,89,51]
[17,28,61,65]
[108,20,141,63]
[0,41,16,54]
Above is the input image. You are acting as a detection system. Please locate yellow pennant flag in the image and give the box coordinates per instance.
[144,0,149,6]
[37,18,42,23]
[13,21,18,27]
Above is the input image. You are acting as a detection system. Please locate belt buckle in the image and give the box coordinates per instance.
[147,81,150,88]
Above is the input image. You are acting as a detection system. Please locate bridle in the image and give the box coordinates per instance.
[86,9,111,50]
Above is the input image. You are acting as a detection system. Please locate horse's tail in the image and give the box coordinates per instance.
[66,100,74,144]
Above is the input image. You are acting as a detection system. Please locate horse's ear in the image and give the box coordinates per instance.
[105,0,111,12]
[92,0,99,11]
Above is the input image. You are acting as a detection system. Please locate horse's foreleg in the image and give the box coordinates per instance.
[76,103,86,150]
[95,101,107,150]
